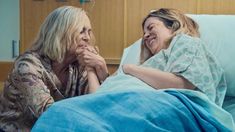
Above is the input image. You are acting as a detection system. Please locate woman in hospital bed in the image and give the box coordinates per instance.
[32,8,235,131]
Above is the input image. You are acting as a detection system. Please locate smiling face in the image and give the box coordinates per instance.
[68,14,93,54]
[63,12,94,64]
[77,15,92,47]
[143,17,173,54]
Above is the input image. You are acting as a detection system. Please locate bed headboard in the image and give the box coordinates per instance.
[119,15,235,119]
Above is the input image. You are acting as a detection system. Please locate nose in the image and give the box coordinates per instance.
[82,32,90,42]
[143,31,150,40]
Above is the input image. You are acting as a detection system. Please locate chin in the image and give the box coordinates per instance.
[152,49,159,55]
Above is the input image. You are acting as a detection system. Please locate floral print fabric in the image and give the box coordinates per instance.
[0,51,88,131]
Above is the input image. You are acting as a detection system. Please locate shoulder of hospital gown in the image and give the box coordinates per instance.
[143,33,227,106]
[168,34,227,107]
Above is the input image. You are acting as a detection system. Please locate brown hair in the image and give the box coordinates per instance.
[140,8,200,64]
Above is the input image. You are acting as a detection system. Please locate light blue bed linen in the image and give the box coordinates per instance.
[32,89,234,131]
[189,15,235,97]
[98,34,233,129]
[97,75,234,130]
[119,15,235,122]
[32,34,234,131]
[223,96,235,123]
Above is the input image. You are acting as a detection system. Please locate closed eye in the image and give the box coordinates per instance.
[80,27,86,34]
[147,24,154,31]
[148,26,153,30]
[88,29,92,36]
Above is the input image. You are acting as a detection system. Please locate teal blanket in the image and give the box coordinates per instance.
[32,88,234,131]
[32,34,234,131]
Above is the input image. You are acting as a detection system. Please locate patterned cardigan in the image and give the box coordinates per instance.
[0,51,88,131]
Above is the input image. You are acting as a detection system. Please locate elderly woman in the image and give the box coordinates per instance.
[0,6,108,131]
[32,8,233,131]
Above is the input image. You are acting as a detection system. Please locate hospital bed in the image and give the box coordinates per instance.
[32,15,235,131]
[121,14,235,123]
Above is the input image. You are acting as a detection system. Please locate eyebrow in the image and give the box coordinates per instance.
[146,23,155,30]
[80,27,85,33]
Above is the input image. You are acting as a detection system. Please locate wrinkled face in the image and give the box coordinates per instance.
[143,17,173,54]
[69,15,92,53]
[77,15,92,48]
[66,14,92,62]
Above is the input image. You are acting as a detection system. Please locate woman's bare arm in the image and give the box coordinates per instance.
[122,64,195,90]
[86,67,100,93]
[77,47,109,84]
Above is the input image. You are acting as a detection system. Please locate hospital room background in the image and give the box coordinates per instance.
[0,0,235,91]
[1,0,235,123]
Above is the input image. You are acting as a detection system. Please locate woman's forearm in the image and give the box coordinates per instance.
[123,65,195,90]
[95,60,109,83]
[87,67,100,93]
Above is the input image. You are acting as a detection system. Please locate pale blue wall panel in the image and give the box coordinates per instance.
[0,0,19,61]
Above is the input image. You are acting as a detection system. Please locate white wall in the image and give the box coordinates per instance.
[0,0,19,61]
